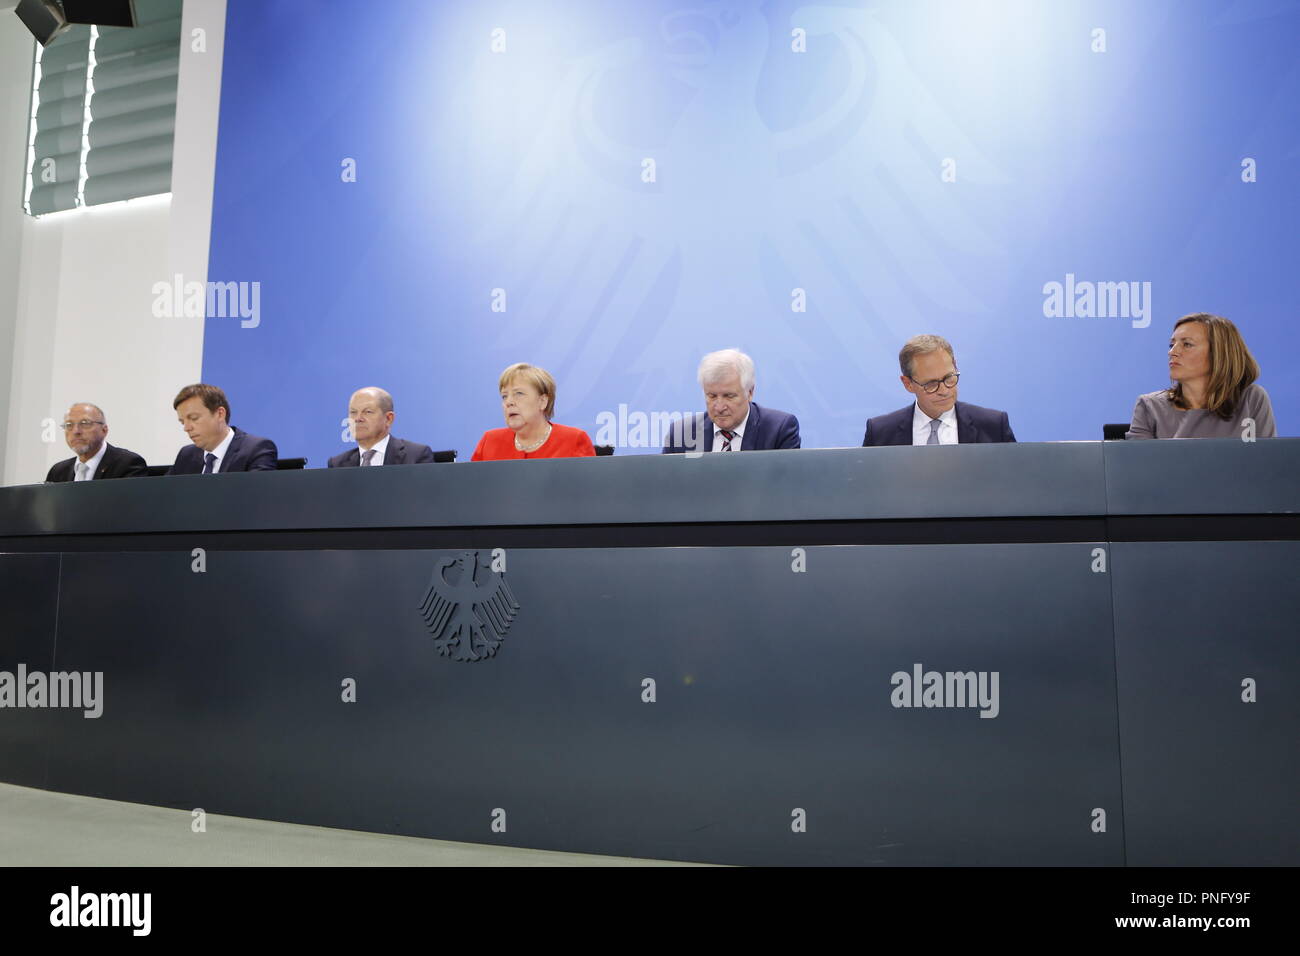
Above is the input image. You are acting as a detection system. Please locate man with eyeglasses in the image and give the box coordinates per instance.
[862,335,1016,446]
[45,403,147,482]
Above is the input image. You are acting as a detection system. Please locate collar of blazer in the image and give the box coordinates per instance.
[61,445,110,479]
[93,443,116,477]
[209,427,243,471]
[226,427,245,457]
[904,401,972,443]
[954,402,975,443]
[704,401,760,451]
[351,437,400,465]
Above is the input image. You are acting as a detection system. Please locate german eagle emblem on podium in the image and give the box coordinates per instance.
[418,551,520,662]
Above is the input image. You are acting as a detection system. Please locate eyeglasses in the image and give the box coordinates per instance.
[909,372,960,394]
[62,420,105,430]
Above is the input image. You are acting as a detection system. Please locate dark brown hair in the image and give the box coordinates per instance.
[1166,314,1259,420]
[173,383,231,423]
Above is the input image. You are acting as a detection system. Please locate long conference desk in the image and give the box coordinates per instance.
[1,439,1296,866]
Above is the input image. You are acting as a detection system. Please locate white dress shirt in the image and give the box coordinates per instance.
[711,406,751,452]
[912,403,958,445]
[358,434,391,466]
[203,427,236,473]
[74,442,109,480]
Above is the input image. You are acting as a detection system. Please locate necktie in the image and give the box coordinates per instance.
[361,449,377,466]
[927,419,942,445]
[202,453,217,474]
[75,461,89,481]
[718,428,734,451]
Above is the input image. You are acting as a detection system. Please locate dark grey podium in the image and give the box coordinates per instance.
[1,440,1296,866]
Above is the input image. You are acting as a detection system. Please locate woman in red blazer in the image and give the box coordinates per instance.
[471,363,596,460]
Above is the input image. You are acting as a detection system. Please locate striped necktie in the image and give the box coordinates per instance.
[718,428,735,451]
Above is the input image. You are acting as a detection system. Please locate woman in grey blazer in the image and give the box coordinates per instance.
[1127,313,1276,439]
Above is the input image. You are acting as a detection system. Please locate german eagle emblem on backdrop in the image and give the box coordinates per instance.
[418,551,520,662]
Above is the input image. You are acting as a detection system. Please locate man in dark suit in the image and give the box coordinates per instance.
[328,387,437,467]
[45,402,146,482]
[863,334,1015,446]
[168,383,278,474]
[663,348,800,454]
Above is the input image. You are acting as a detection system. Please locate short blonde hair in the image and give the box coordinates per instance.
[498,363,556,420]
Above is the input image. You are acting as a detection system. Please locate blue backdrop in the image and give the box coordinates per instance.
[204,0,1300,462]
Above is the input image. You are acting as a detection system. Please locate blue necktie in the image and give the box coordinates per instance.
[202,453,216,474]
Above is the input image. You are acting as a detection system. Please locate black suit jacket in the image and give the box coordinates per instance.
[168,427,278,474]
[661,402,801,453]
[46,443,147,482]
[862,401,1016,446]
[327,437,437,467]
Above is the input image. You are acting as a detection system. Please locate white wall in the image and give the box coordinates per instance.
[0,0,226,486]
[0,0,30,484]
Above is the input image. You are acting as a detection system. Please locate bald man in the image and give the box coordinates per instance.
[328,387,437,467]
[45,402,147,482]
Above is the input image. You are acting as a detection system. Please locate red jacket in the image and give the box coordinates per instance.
[471,422,596,461]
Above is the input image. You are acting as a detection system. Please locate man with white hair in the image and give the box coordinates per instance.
[662,349,801,453]
[45,402,147,482]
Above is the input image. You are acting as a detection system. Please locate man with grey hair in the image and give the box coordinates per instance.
[45,402,147,482]
[863,335,1015,446]
[662,349,801,453]
[328,387,437,467]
